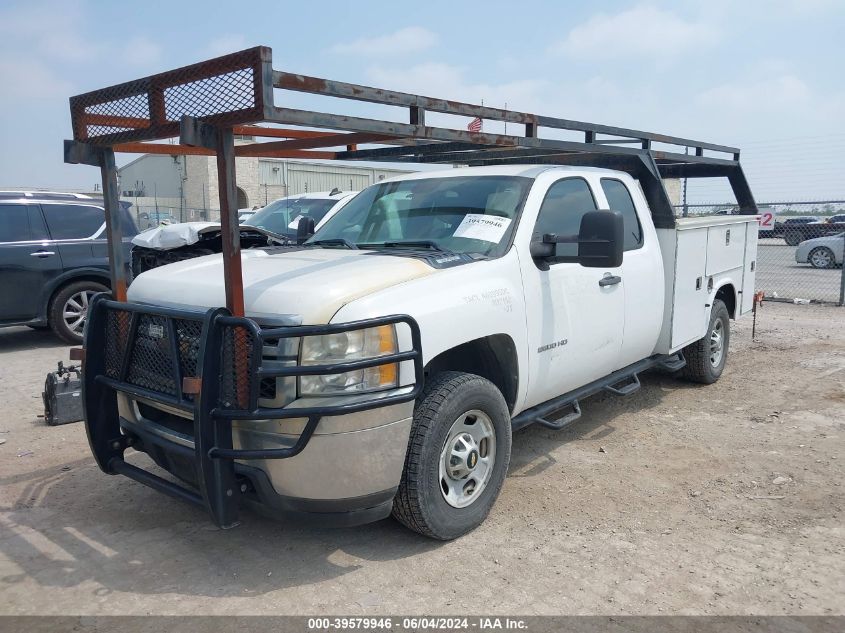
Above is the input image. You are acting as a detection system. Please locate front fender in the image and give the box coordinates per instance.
[331,251,529,410]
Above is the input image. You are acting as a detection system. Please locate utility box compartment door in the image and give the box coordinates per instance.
[671,228,710,349]
[741,222,758,314]
[706,223,747,276]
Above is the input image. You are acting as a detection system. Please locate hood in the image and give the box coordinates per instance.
[132,222,282,250]
[127,248,437,324]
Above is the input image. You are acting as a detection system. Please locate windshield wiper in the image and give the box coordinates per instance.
[307,238,358,250]
[359,240,449,252]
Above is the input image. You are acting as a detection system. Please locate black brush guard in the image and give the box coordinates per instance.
[82,294,423,528]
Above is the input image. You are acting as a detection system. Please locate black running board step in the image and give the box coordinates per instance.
[604,373,641,396]
[536,400,581,430]
[657,352,686,372]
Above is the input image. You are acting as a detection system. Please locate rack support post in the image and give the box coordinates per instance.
[180,117,245,316]
[63,141,128,301]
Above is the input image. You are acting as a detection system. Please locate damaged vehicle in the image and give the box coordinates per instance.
[130,189,355,275]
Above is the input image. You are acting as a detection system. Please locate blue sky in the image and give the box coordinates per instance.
[0,0,843,203]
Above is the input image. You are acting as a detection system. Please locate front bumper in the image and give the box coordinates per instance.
[82,295,423,528]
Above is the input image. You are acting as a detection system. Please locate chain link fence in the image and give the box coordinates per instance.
[676,201,845,305]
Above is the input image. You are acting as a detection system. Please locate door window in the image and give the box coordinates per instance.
[42,204,105,240]
[0,204,32,242]
[533,178,597,258]
[600,179,643,251]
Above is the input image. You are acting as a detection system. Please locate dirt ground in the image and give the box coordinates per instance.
[0,302,843,616]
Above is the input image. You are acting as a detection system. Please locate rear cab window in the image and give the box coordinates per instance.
[600,179,643,251]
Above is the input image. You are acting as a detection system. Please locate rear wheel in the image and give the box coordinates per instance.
[392,371,512,540]
[784,230,802,246]
[681,299,730,385]
[808,247,836,269]
[49,281,108,344]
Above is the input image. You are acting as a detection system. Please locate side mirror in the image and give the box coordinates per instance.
[296,216,316,244]
[577,210,624,268]
[529,210,624,268]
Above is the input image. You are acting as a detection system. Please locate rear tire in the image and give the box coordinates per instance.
[392,371,512,540]
[808,247,836,269]
[49,281,108,344]
[784,230,802,246]
[681,299,730,385]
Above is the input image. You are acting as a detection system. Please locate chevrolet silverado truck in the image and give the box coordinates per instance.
[86,165,758,539]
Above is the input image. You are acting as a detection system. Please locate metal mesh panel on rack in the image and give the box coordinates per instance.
[676,201,845,305]
[70,46,271,145]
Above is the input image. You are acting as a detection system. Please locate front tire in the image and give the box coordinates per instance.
[49,281,108,344]
[392,371,512,540]
[808,247,836,269]
[681,299,730,385]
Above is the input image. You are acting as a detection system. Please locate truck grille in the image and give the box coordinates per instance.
[104,309,207,402]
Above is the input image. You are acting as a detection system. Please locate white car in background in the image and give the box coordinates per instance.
[131,189,357,275]
[795,232,845,268]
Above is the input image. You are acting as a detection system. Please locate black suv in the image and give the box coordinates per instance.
[0,192,136,343]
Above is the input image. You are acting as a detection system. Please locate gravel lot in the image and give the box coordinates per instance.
[1,302,843,616]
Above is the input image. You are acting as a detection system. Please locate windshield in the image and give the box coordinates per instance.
[309,176,531,256]
[244,198,339,238]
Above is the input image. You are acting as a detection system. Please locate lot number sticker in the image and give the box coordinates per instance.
[758,210,776,230]
[453,214,512,243]
[288,215,303,229]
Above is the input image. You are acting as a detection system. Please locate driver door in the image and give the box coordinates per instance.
[521,177,624,409]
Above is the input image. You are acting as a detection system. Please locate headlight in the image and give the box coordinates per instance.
[299,324,399,396]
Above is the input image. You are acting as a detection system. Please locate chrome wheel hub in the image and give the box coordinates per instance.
[811,249,832,268]
[63,290,96,335]
[439,409,496,509]
[709,319,724,367]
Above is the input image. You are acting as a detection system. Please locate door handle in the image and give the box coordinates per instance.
[599,274,622,287]
[30,250,56,258]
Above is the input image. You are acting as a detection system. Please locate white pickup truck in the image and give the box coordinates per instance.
[102,164,758,539]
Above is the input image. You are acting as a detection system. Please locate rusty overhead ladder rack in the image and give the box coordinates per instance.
[64,45,758,317]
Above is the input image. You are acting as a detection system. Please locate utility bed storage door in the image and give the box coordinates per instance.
[705,223,747,276]
[741,223,758,314]
[671,228,709,349]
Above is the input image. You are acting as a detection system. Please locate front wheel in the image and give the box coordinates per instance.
[809,247,836,269]
[392,371,512,540]
[681,299,730,385]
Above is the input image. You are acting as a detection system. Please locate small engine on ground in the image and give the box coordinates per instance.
[42,361,83,426]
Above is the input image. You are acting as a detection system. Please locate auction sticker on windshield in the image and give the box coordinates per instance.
[453,214,512,242]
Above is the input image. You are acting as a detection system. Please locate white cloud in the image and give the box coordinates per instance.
[124,36,162,67]
[695,75,812,111]
[0,1,100,62]
[366,62,550,113]
[206,34,248,57]
[0,59,72,100]
[332,27,438,56]
[550,5,717,60]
